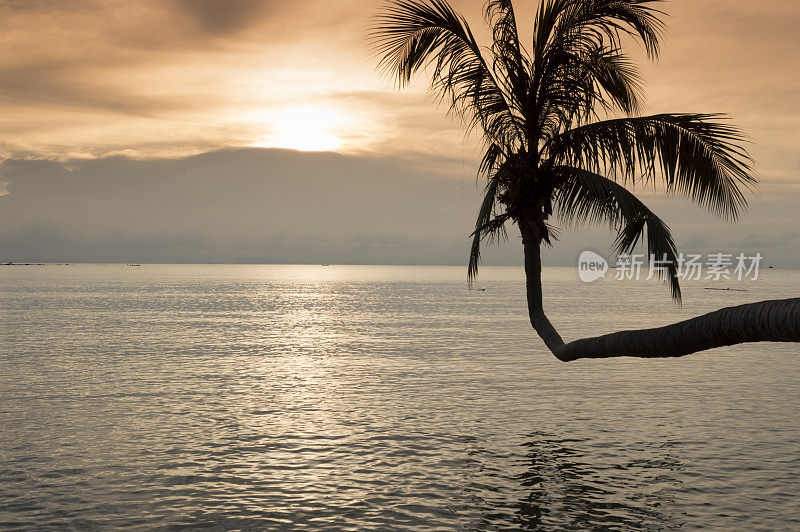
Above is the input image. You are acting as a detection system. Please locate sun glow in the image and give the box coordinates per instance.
[250,106,345,152]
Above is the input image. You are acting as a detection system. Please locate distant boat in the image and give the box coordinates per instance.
[769,266,775,269]
[705,287,748,292]
[321,264,330,267]
[127,264,141,267]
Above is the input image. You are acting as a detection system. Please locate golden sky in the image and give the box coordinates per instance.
[0,0,796,170]
[1,0,799,265]
[0,0,460,159]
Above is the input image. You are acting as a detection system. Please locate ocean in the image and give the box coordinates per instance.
[1,264,798,530]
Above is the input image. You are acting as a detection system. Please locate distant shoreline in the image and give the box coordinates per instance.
[0,262,70,266]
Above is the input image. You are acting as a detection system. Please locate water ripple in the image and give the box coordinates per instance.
[1,265,799,530]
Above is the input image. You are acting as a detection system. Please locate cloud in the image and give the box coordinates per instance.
[2,0,797,182]
[0,0,425,159]
[171,0,281,35]
[3,148,800,266]
[727,231,800,250]
[0,149,489,264]
[682,234,712,251]
[0,62,180,116]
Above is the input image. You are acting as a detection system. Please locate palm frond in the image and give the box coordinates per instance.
[536,45,644,140]
[554,166,682,300]
[485,0,531,110]
[549,114,756,220]
[370,0,524,149]
[538,0,666,62]
[530,1,661,145]
[478,142,507,178]
[586,48,643,116]
[468,169,508,284]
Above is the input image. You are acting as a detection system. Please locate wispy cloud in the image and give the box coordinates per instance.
[1,0,797,178]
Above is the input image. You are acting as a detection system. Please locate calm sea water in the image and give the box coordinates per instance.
[1,264,798,531]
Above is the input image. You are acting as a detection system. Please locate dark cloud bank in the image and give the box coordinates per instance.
[0,149,491,264]
[2,148,798,267]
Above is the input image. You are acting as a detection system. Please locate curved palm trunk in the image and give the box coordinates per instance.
[521,221,800,362]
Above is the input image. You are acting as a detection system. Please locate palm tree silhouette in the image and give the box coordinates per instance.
[372,0,800,361]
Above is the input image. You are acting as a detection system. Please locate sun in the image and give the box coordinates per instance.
[250,105,345,152]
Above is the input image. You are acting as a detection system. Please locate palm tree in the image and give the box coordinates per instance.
[372,0,800,361]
